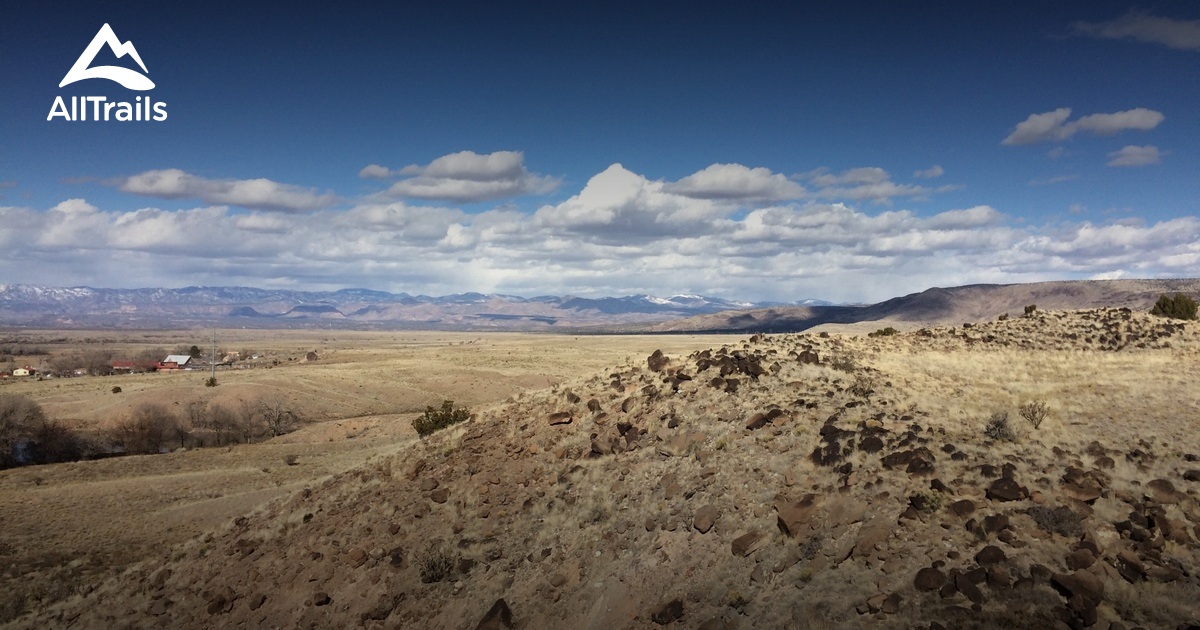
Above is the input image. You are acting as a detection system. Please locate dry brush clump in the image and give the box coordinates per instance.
[412,400,471,437]
[983,410,1018,441]
[1018,399,1050,430]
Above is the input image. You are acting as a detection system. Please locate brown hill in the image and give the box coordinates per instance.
[641,278,1200,333]
[19,308,1200,629]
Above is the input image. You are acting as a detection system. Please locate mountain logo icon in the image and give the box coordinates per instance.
[59,23,155,91]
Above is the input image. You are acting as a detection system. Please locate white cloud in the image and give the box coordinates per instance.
[1074,11,1200,51]
[6,163,1200,303]
[373,150,560,202]
[117,169,338,211]
[664,163,806,202]
[1001,108,1164,145]
[797,167,938,204]
[1106,145,1162,167]
[358,164,392,179]
[1029,175,1078,186]
[913,165,944,179]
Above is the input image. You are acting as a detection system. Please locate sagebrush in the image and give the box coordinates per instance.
[984,411,1017,441]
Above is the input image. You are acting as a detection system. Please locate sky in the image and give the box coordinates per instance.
[1,1,1198,303]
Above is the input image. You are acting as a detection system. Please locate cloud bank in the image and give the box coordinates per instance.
[116,169,338,212]
[4,162,1196,303]
[363,150,560,203]
[1074,11,1200,51]
[1002,108,1164,145]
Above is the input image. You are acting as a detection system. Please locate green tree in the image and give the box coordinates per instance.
[1150,293,1198,320]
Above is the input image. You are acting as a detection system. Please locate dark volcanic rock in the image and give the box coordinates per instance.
[986,477,1028,502]
[915,567,947,591]
[651,598,683,625]
[476,599,514,630]
[647,350,670,372]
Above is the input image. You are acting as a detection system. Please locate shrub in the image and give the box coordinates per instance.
[1150,293,1197,320]
[849,374,875,398]
[412,400,471,437]
[1019,400,1050,430]
[283,454,299,466]
[910,490,943,513]
[828,353,857,373]
[1024,304,1037,316]
[416,542,456,583]
[205,376,218,387]
[111,386,122,394]
[984,411,1017,441]
[1026,505,1083,537]
[868,326,899,338]
[998,313,1009,321]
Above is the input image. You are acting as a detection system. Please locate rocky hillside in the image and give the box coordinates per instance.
[642,278,1200,333]
[21,309,1200,629]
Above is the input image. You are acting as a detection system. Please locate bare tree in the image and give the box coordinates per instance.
[115,403,179,454]
[256,398,301,438]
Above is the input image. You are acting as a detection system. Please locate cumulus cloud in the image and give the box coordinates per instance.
[1002,108,1164,145]
[116,169,338,212]
[913,165,944,179]
[1074,11,1200,51]
[6,163,1200,303]
[358,164,392,179]
[664,163,806,202]
[371,150,560,203]
[1106,145,1163,167]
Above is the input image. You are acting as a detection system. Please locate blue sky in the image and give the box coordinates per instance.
[2,2,1198,302]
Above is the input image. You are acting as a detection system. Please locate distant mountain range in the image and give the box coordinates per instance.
[3,279,1194,332]
[0,284,832,329]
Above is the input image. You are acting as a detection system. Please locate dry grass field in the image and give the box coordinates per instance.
[0,330,739,625]
[4,311,1200,628]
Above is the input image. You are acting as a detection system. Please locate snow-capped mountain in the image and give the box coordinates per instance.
[0,284,830,329]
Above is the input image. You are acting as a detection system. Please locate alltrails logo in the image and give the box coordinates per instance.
[47,23,168,122]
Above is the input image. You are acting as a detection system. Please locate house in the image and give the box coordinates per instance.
[158,355,193,371]
[112,360,138,373]
[12,367,31,377]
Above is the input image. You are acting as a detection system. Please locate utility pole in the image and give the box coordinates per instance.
[212,329,217,382]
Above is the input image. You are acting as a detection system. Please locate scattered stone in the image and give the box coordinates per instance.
[975,545,1005,565]
[694,505,719,534]
[430,488,450,504]
[881,593,902,614]
[1065,549,1096,571]
[775,495,819,538]
[986,477,1028,502]
[915,567,947,591]
[547,411,573,426]
[476,599,514,630]
[1050,570,1104,605]
[949,500,976,518]
[745,412,769,430]
[651,598,683,625]
[1146,478,1185,504]
[647,350,670,373]
[732,531,767,557]
[310,592,332,607]
[347,547,368,568]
